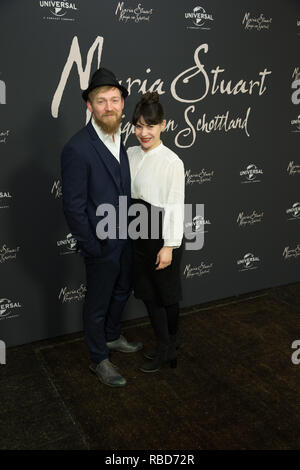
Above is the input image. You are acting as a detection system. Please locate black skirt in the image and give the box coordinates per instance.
[131,199,183,306]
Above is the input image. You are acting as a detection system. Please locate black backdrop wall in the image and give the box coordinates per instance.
[0,0,299,347]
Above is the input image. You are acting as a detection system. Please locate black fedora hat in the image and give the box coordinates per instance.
[82,67,128,101]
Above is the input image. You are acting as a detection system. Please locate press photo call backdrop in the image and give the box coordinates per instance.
[0,0,299,347]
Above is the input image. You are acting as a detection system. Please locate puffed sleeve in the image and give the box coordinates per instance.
[163,158,185,247]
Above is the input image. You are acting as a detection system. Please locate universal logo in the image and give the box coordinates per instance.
[237,253,260,272]
[57,233,77,255]
[185,6,214,30]
[240,164,263,183]
[0,192,12,209]
[115,2,154,23]
[51,179,62,199]
[39,1,78,21]
[242,12,272,31]
[291,115,300,132]
[59,284,86,303]
[286,202,300,220]
[183,262,213,279]
[283,245,300,260]
[0,298,22,321]
[237,210,264,227]
[0,130,10,144]
[185,169,214,185]
[0,79,6,105]
[185,215,211,235]
[0,244,20,264]
[287,161,300,176]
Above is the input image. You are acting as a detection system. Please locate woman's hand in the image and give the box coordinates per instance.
[155,246,173,270]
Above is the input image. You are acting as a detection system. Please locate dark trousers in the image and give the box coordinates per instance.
[83,240,133,364]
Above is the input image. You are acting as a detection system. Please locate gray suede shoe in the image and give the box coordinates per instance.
[89,359,127,387]
[106,335,143,353]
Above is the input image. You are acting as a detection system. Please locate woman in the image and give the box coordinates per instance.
[127,92,185,373]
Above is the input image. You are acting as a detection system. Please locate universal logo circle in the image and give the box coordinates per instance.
[185,6,214,30]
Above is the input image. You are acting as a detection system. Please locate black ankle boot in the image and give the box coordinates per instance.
[140,335,179,372]
[143,334,180,360]
[142,302,169,364]
[140,344,174,372]
[141,302,178,372]
[143,346,158,360]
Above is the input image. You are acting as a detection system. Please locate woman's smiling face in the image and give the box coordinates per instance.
[135,116,166,152]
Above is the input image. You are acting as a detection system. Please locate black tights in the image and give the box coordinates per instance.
[166,303,179,335]
[144,300,179,335]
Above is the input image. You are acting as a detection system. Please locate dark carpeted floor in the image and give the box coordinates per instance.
[1,283,300,450]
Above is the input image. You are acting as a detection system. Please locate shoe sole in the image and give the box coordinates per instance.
[108,346,143,353]
[144,346,179,360]
[139,366,160,373]
[140,358,177,373]
[89,366,127,387]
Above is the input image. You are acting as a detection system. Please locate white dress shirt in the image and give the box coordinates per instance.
[127,142,185,247]
[91,117,121,162]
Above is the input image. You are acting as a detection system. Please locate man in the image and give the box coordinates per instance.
[61,68,142,387]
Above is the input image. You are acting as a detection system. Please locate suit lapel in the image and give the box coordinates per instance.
[120,141,131,196]
[85,121,121,192]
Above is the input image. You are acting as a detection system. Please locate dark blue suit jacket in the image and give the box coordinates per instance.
[61,121,131,258]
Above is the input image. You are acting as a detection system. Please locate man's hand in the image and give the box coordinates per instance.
[155,246,173,270]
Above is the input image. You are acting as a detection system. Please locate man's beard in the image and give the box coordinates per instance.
[94,112,122,135]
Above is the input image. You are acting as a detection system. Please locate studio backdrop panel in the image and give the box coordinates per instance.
[0,0,299,346]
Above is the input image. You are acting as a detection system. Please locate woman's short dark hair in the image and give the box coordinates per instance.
[132,92,165,126]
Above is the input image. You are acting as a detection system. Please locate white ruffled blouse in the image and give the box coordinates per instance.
[127,142,185,247]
